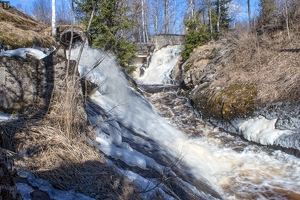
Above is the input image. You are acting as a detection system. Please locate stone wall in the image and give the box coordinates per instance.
[152,34,185,50]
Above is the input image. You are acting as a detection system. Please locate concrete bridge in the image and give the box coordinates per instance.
[152,34,185,50]
[131,34,185,67]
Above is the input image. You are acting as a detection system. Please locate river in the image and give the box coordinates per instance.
[71,46,300,200]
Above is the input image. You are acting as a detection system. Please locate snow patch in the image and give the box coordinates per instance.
[0,111,17,122]
[0,48,47,60]
[238,116,294,145]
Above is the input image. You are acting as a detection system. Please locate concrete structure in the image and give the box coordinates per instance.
[131,34,185,67]
[152,34,185,50]
[131,43,154,66]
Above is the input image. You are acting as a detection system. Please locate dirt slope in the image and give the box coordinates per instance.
[0,6,55,49]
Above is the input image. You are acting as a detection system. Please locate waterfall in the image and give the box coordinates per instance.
[70,46,300,199]
[136,45,183,85]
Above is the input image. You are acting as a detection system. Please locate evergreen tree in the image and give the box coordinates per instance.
[215,0,232,33]
[182,14,210,60]
[75,0,137,68]
[219,0,231,30]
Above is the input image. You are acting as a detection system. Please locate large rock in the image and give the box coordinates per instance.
[191,83,257,121]
[0,48,87,120]
[0,50,66,114]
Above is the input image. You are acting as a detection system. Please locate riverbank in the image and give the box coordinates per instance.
[180,31,299,155]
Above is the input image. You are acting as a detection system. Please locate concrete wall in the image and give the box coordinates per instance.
[152,34,185,50]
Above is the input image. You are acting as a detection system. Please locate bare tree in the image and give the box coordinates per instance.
[284,0,290,39]
[57,0,73,25]
[164,0,170,34]
[151,0,162,34]
[52,0,56,36]
[216,0,221,33]
[188,0,196,19]
[207,0,213,37]
[247,0,251,28]
[32,0,51,25]
[141,0,149,42]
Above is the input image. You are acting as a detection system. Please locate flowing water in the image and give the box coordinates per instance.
[70,46,300,199]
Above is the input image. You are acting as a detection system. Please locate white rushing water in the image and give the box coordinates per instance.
[70,46,300,199]
[136,45,183,84]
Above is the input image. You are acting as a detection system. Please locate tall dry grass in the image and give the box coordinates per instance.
[213,29,300,105]
[13,120,140,199]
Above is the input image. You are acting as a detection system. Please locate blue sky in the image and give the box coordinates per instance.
[11,0,261,26]
[11,0,260,15]
[11,0,34,12]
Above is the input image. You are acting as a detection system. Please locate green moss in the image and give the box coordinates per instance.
[193,83,257,121]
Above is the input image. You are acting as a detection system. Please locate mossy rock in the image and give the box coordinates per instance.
[191,83,257,121]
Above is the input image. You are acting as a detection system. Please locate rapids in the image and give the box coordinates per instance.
[70,46,300,199]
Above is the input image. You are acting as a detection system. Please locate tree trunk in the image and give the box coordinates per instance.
[248,0,251,29]
[141,0,146,42]
[208,0,213,38]
[285,0,290,39]
[52,0,56,36]
[155,0,159,34]
[164,0,170,34]
[189,0,195,18]
[216,0,221,33]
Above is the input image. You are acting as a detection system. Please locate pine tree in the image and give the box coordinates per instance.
[75,0,137,68]
[182,14,210,60]
[215,0,232,33]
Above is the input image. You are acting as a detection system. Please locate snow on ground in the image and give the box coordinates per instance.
[0,48,48,60]
[0,112,17,122]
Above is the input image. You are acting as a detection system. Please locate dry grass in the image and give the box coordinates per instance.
[9,70,140,198]
[12,118,140,199]
[0,7,55,48]
[212,30,300,105]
